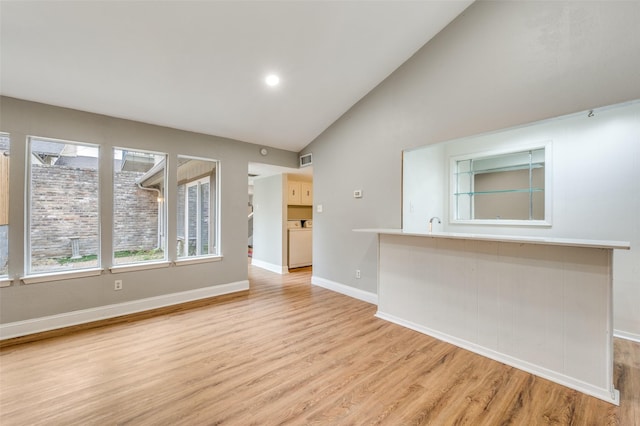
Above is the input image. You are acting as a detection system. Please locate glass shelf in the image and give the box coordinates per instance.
[454,162,544,176]
[454,188,544,196]
[454,147,546,222]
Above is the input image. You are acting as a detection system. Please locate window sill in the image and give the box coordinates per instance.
[21,268,103,285]
[175,255,223,266]
[110,261,171,274]
[1,277,13,288]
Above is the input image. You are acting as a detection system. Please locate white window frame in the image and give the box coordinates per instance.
[182,177,210,257]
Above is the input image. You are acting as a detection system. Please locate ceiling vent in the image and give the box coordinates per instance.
[299,153,312,168]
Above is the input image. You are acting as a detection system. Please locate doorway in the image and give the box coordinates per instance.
[248,162,313,273]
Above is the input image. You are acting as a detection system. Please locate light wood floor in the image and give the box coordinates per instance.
[1,263,638,425]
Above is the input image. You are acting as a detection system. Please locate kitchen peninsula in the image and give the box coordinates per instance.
[355,228,630,404]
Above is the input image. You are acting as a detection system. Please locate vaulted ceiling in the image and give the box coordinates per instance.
[1,1,473,152]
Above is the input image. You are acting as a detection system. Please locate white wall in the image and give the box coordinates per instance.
[303,1,640,338]
[402,143,446,233]
[251,174,287,273]
[0,97,298,331]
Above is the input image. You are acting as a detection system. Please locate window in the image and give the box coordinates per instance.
[453,147,547,223]
[113,148,167,265]
[0,133,9,278]
[28,137,100,274]
[177,156,219,258]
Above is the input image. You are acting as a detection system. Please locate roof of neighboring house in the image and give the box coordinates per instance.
[55,155,98,169]
[138,158,218,188]
[30,140,66,156]
[120,151,158,173]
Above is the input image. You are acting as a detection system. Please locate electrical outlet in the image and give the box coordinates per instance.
[114,279,123,291]
[356,269,361,279]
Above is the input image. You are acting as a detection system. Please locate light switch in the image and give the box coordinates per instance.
[353,189,363,198]
[317,204,323,213]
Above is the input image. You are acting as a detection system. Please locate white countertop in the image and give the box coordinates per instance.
[353,228,631,250]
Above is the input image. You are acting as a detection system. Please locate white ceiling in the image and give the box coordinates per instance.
[0,1,473,152]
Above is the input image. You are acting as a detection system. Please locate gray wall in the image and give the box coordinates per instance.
[0,96,298,324]
[303,1,640,335]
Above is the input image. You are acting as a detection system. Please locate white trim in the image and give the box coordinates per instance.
[21,268,103,284]
[376,311,619,405]
[614,329,640,343]
[0,278,13,287]
[110,261,171,274]
[311,276,378,305]
[251,258,288,274]
[0,280,249,340]
[175,255,222,266]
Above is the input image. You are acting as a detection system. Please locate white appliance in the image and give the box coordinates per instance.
[288,220,312,268]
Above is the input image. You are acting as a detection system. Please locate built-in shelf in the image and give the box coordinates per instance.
[358,227,629,405]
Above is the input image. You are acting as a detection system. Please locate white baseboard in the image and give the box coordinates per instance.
[251,258,288,274]
[376,310,619,406]
[614,329,640,343]
[0,280,249,340]
[311,276,378,305]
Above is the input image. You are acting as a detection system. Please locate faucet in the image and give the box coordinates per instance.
[428,216,441,233]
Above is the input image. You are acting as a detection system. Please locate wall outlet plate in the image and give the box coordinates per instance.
[353,189,363,198]
[114,280,123,291]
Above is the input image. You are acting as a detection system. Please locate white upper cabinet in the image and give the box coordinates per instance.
[288,180,312,206]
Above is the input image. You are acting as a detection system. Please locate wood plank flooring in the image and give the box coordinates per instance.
[1,263,638,425]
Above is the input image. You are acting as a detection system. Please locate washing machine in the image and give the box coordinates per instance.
[288,220,312,268]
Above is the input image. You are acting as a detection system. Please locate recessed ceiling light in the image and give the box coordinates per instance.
[265,74,280,87]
